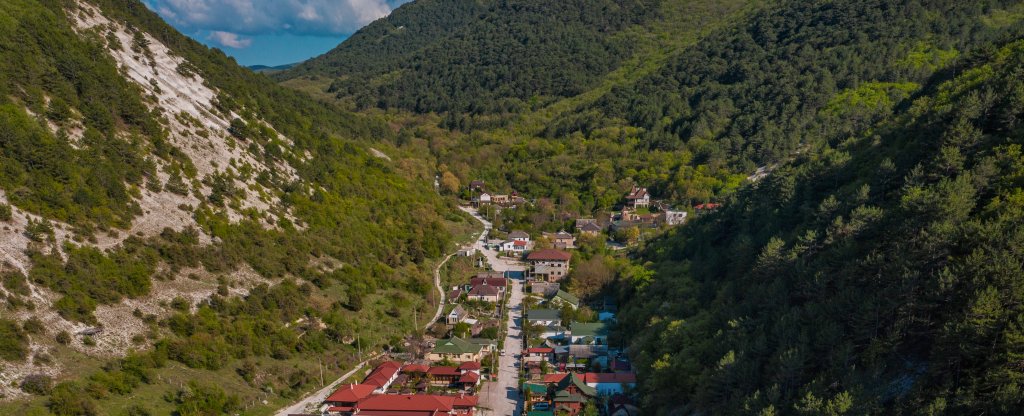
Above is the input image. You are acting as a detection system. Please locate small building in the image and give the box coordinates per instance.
[447,288,464,303]
[583,372,637,395]
[570,322,608,345]
[362,361,403,393]
[508,230,530,242]
[530,281,560,297]
[695,202,722,211]
[323,383,376,413]
[523,347,554,363]
[428,337,482,363]
[467,338,497,354]
[625,186,650,209]
[468,284,501,303]
[469,180,485,191]
[446,305,468,325]
[476,192,492,206]
[501,239,528,254]
[526,309,562,327]
[470,276,508,294]
[663,209,688,226]
[552,290,579,310]
[578,221,603,236]
[543,231,575,249]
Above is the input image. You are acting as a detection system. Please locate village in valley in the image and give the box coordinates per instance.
[297,182,713,416]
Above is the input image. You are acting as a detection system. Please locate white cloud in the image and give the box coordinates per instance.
[208,31,252,48]
[145,0,412,37]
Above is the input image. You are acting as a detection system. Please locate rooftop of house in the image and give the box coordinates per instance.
[469,284,500,297]
[355,394,456,412]
[470,276,507,287]
[584,372,637,384]
[570,322,608,337]
[527,249,572,262]
[527,308,561,321]
[458,361,481,371]
[448,304,466,317]
[363,361,402,388]
[325,383,376,403]
[554,290,580,306]
[509,230,530,239]
[558,372,597,397]
[432,337,481,355]
[579,222,603,232]
[626,186,649,200]
[467,338,497,347]
[426,366,461,377]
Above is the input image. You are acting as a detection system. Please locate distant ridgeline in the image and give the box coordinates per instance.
[278,0,660,114]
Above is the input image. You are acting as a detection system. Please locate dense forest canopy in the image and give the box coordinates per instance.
[279,0,659,114]
[617,37,1024,414]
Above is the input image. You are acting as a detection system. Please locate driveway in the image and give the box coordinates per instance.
[461,206,526,416]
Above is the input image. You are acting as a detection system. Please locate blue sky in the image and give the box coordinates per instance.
[143,0,411,67]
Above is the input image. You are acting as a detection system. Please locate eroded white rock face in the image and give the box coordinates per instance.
[0,2,306,399]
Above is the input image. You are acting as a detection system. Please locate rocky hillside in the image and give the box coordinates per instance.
[0,0,454,412]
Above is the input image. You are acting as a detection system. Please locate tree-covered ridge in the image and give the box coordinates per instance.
[617,39,1024,415]
[563,0,1024,170]
[280,0,658,114]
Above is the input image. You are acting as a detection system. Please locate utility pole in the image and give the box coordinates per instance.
[318,356,324,387]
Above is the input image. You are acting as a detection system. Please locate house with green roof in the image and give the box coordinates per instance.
[526,308,562,326]
[552,290,580,309]
[427,337,482,363]
[570,322,608,345]
[553,373,596,414]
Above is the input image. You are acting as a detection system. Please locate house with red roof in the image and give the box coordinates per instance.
[527,249,571,281]
[583,372,637,395]
[625,185,650,209]
[468,284,501,303]
[363,361,402,393]
[524,347,554,363]
[323,384,376,413]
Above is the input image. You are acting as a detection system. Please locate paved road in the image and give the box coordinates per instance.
[461,206,526,416]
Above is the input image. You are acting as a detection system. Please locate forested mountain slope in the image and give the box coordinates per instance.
[0,0,455,413]
[618,38,1024,415]
[279,0,660,114]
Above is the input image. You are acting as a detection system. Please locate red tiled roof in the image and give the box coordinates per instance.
[448,289,463,299]
[469,277,507,287]
[469,285,500,297]
[458,361,481,371]
[453,394,479,407]
[526,347,554,354]
[327,406,354,412]
[513,240,527,247]
[626,186,648,200]
[356,394,456,412]
[527,249,571,261]
[543,373,569,383]
[427,366,461,377]
[325,384,376,403]
[583,373,637,384]
[458,372,480,384]
[402,364,430,374]
[695,203,722,210]
[364,361,402,388]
